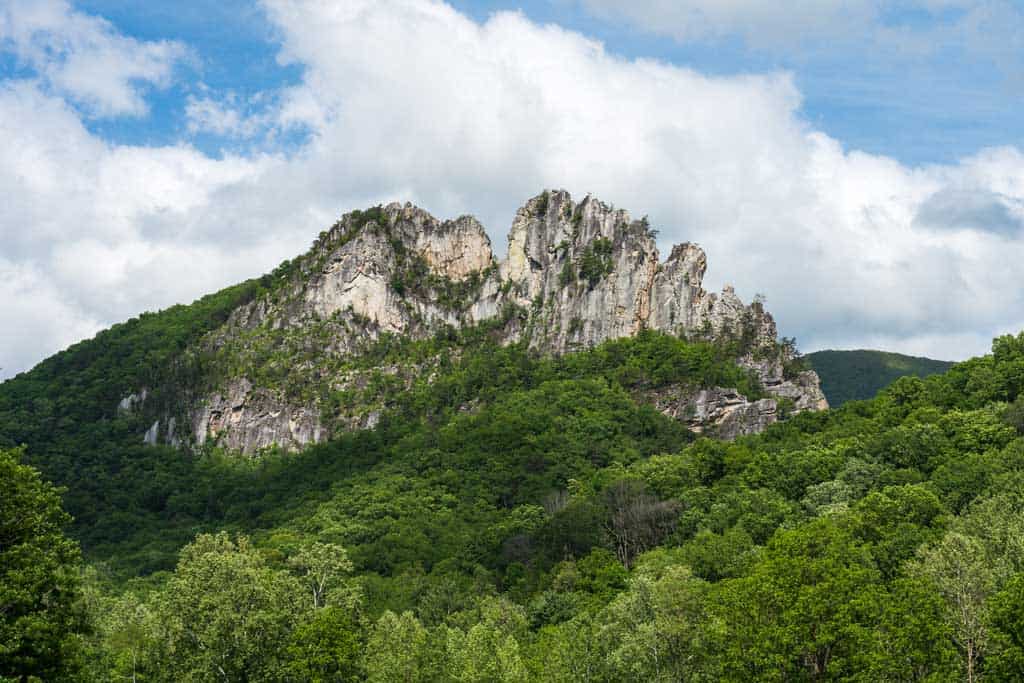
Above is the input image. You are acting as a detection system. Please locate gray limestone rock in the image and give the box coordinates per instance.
[645,385,779,441]
[143,420,159,446]
[117,388,148,415]
[180,189,827,453]
[191,378,323,455]
[768,370,830,412]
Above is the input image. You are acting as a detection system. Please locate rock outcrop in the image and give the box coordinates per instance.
[645,385,781,441]
[497,192,779,352]
[162,190,826,454]
[117,389,147,415]
[192,378,324,453]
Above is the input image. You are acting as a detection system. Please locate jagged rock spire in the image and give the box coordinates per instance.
[177,189,826,454]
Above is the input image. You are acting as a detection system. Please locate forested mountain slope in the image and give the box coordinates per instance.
[151,189,824,455]
[0,191,824,565]
[806,349,955,406]
[7,326,1024,680]
[8,192,1024,680]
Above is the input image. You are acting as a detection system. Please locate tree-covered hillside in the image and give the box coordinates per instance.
[5,327,1024,679]
[806,349,955,406]
[6,276,1024,679]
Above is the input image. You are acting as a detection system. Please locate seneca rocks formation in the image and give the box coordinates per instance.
[132,190,827,454]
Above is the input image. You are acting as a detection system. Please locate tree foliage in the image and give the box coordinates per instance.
[0,447,86,681]
[10,297,1024,679]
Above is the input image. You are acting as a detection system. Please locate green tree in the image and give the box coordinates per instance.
[527,614,605,682]
[81,578,157,683]
[1004,395,1024,434]
[0,447,87,681]
[913,491,1024,681]
[987,572,1024,680]
[363,610,431,683]
[678,527,755,581]
[851,484,948,578]
[713,518,883,680]
[149,532,304,681]
[287,541,355,610]
[596,565,716,682]
[914,532,990,682]
[860,577,959,681]
[446,598,529,683]
[286,606,363,683]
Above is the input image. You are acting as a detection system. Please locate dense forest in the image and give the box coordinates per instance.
[806,349,955,407]
[5,278,1024,680]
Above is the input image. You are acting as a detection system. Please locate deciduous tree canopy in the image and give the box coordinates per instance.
[7,279,1024,680]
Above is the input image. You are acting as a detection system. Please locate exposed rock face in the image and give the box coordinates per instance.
[646,385,780,441]
[300,207,496,333]
[501,192,657,350]
[143,420,159,446]
[766,370,830,412]
[117,389,147,415]
[416,214,495,280]
[175,190,826,454]
[498,192,778,352]
[687,388,779,441]
[192,378,324,454]
[221,203,498,339]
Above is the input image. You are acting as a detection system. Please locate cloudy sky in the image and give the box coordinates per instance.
[1,0,1023,378]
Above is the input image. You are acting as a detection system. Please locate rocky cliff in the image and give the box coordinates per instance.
[139,190,826,454]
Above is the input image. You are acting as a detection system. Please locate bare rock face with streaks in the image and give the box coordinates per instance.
[499,192,780,351]
[644,385,780,441]
[159,190,827,454]
[221,203,499,337]
[192,378,324,454]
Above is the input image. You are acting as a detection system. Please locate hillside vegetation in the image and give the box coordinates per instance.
[6,278,1024,679]
[806,348,954,406]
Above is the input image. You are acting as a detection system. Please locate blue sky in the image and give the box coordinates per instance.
[62,0,1024,165]
[2,0,1024,378]
[71,0,304,150]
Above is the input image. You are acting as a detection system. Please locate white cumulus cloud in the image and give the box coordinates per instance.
[0,0,187,116]
[2,0,1024,379]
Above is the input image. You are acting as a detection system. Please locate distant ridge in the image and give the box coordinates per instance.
[805,349,954,406]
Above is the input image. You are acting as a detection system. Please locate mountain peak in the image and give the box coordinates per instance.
[165,190,827,453]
